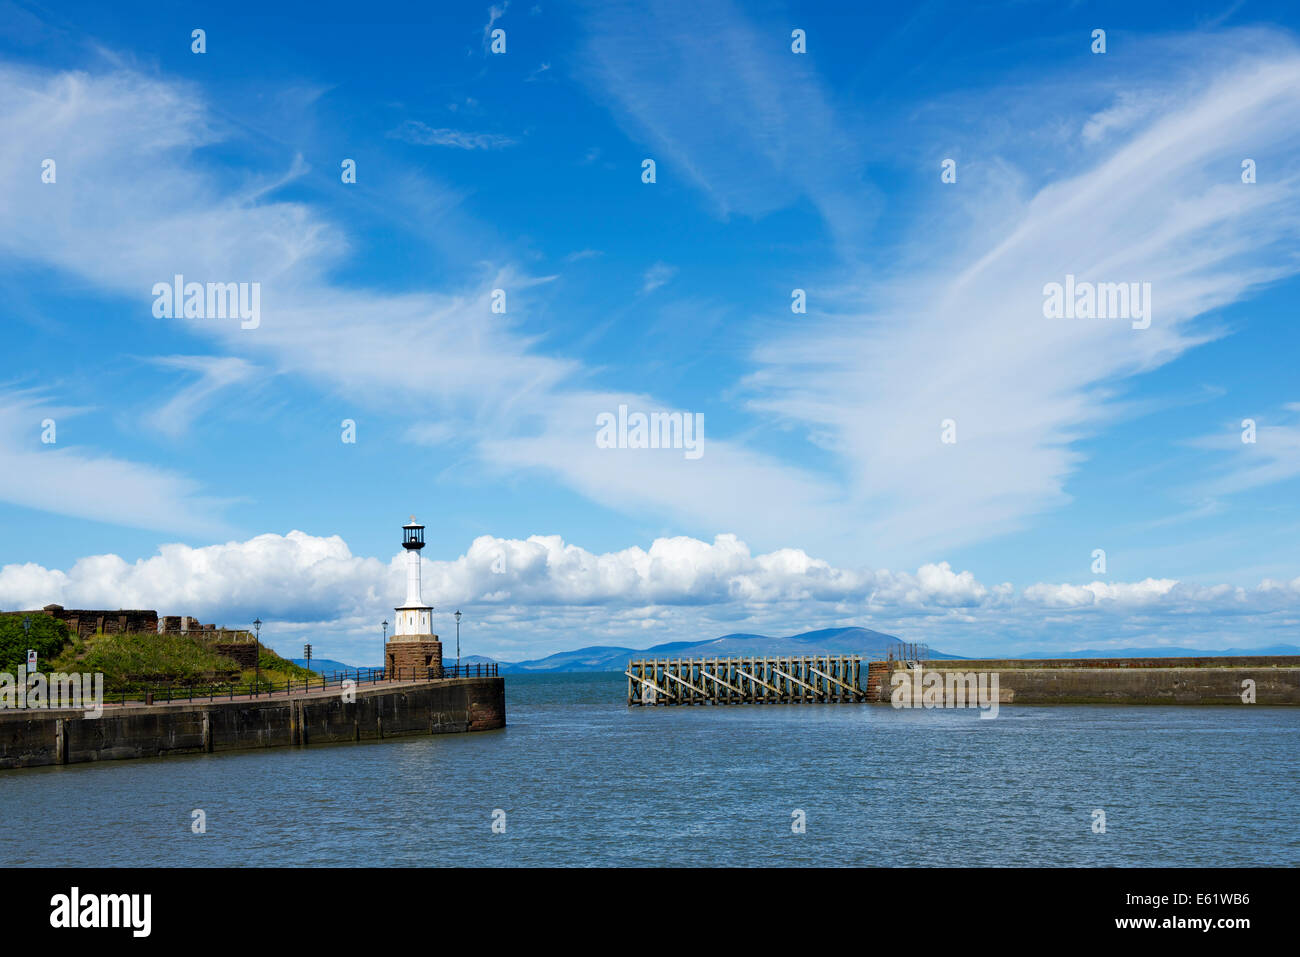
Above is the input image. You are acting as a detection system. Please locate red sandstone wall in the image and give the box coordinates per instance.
[385,639,443,679]
[865,661,892,701]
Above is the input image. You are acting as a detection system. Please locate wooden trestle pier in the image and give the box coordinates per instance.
[626,655,866,706]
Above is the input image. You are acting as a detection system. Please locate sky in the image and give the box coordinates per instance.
[2,0,1300,663]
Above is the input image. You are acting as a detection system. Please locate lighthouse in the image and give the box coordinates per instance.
[385,516,443,679]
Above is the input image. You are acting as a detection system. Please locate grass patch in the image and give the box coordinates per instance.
[49,631,246,689]
[3,617,321,694]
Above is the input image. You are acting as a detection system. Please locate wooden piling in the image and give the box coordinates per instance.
[626,654,867,706]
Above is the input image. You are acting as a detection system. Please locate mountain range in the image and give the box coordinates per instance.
[290,657,374,675]
[291,627,922,675]
[470,626,946,673]
[293,633,1300,676]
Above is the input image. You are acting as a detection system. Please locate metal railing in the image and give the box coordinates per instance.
[885,641,930,663]
[436,662,499,679]
[97,662,499,707]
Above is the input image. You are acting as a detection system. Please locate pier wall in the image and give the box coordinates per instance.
[868,657,1300,705]
[0,677,505,770]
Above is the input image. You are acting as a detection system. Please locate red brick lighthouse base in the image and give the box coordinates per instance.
[386,636,443,679]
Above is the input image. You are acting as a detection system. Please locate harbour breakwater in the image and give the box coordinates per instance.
[0,676,505,770]
[866,655,1300,705]
[623,653,1300,707]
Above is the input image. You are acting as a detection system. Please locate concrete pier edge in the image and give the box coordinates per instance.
[0,676,505,771]
[865,656,1300,705]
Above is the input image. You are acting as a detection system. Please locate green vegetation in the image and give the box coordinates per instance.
[2,612,319,693]
[0,613,71,673]
[43,628,316,692]
[49,631,243,689]
[241,647,316,690]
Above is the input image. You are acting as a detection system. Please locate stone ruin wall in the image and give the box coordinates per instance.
[9,604,240,640]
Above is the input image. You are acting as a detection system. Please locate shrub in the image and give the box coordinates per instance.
[0,613,72,673]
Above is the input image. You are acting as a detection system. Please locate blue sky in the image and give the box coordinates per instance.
[2,0,1300,661]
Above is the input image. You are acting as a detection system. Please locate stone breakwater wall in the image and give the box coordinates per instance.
[865,656,1300,705]
[0,677,505,770]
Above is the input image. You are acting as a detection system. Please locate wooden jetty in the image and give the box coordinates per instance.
[626,655,866,706]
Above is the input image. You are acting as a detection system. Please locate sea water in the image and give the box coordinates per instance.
[1,673,1296,867]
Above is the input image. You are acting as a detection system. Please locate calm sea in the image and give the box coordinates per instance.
[2,673,1297,867]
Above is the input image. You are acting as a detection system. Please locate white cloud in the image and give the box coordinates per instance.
[563,13,1300,562]
[575,0,868,244]
[1023,578,1181,608]
[640,262,677,294]
[387,120,517,150]
[1081,90,1169,143]
[140,355,258,438]
[743,37,1300,563]
[0,389,230,536]
[1186,404,1300,497]
[5,32,1300,572]
[482,2,509,51]
[3,529,1298,663]
[0,56,833,545]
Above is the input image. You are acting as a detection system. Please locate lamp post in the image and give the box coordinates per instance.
[252,617,262,697]
[382,619,388,679]
[455,610,462,673]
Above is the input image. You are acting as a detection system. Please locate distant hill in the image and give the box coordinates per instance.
[291,654,507,674]
[1010,644,1300,659]
[292,637,1299,678]
[291,657,374,675]
[485,626,961,674]
[294,640,1298,678]
[457,654,504,666]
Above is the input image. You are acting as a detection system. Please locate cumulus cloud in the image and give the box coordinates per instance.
[1023,578,1181,608]
[3,530,1298,663]
[0,531,387,623]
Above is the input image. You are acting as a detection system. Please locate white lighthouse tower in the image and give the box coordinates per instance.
[386,516,442,677]
[395,516,432,636]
